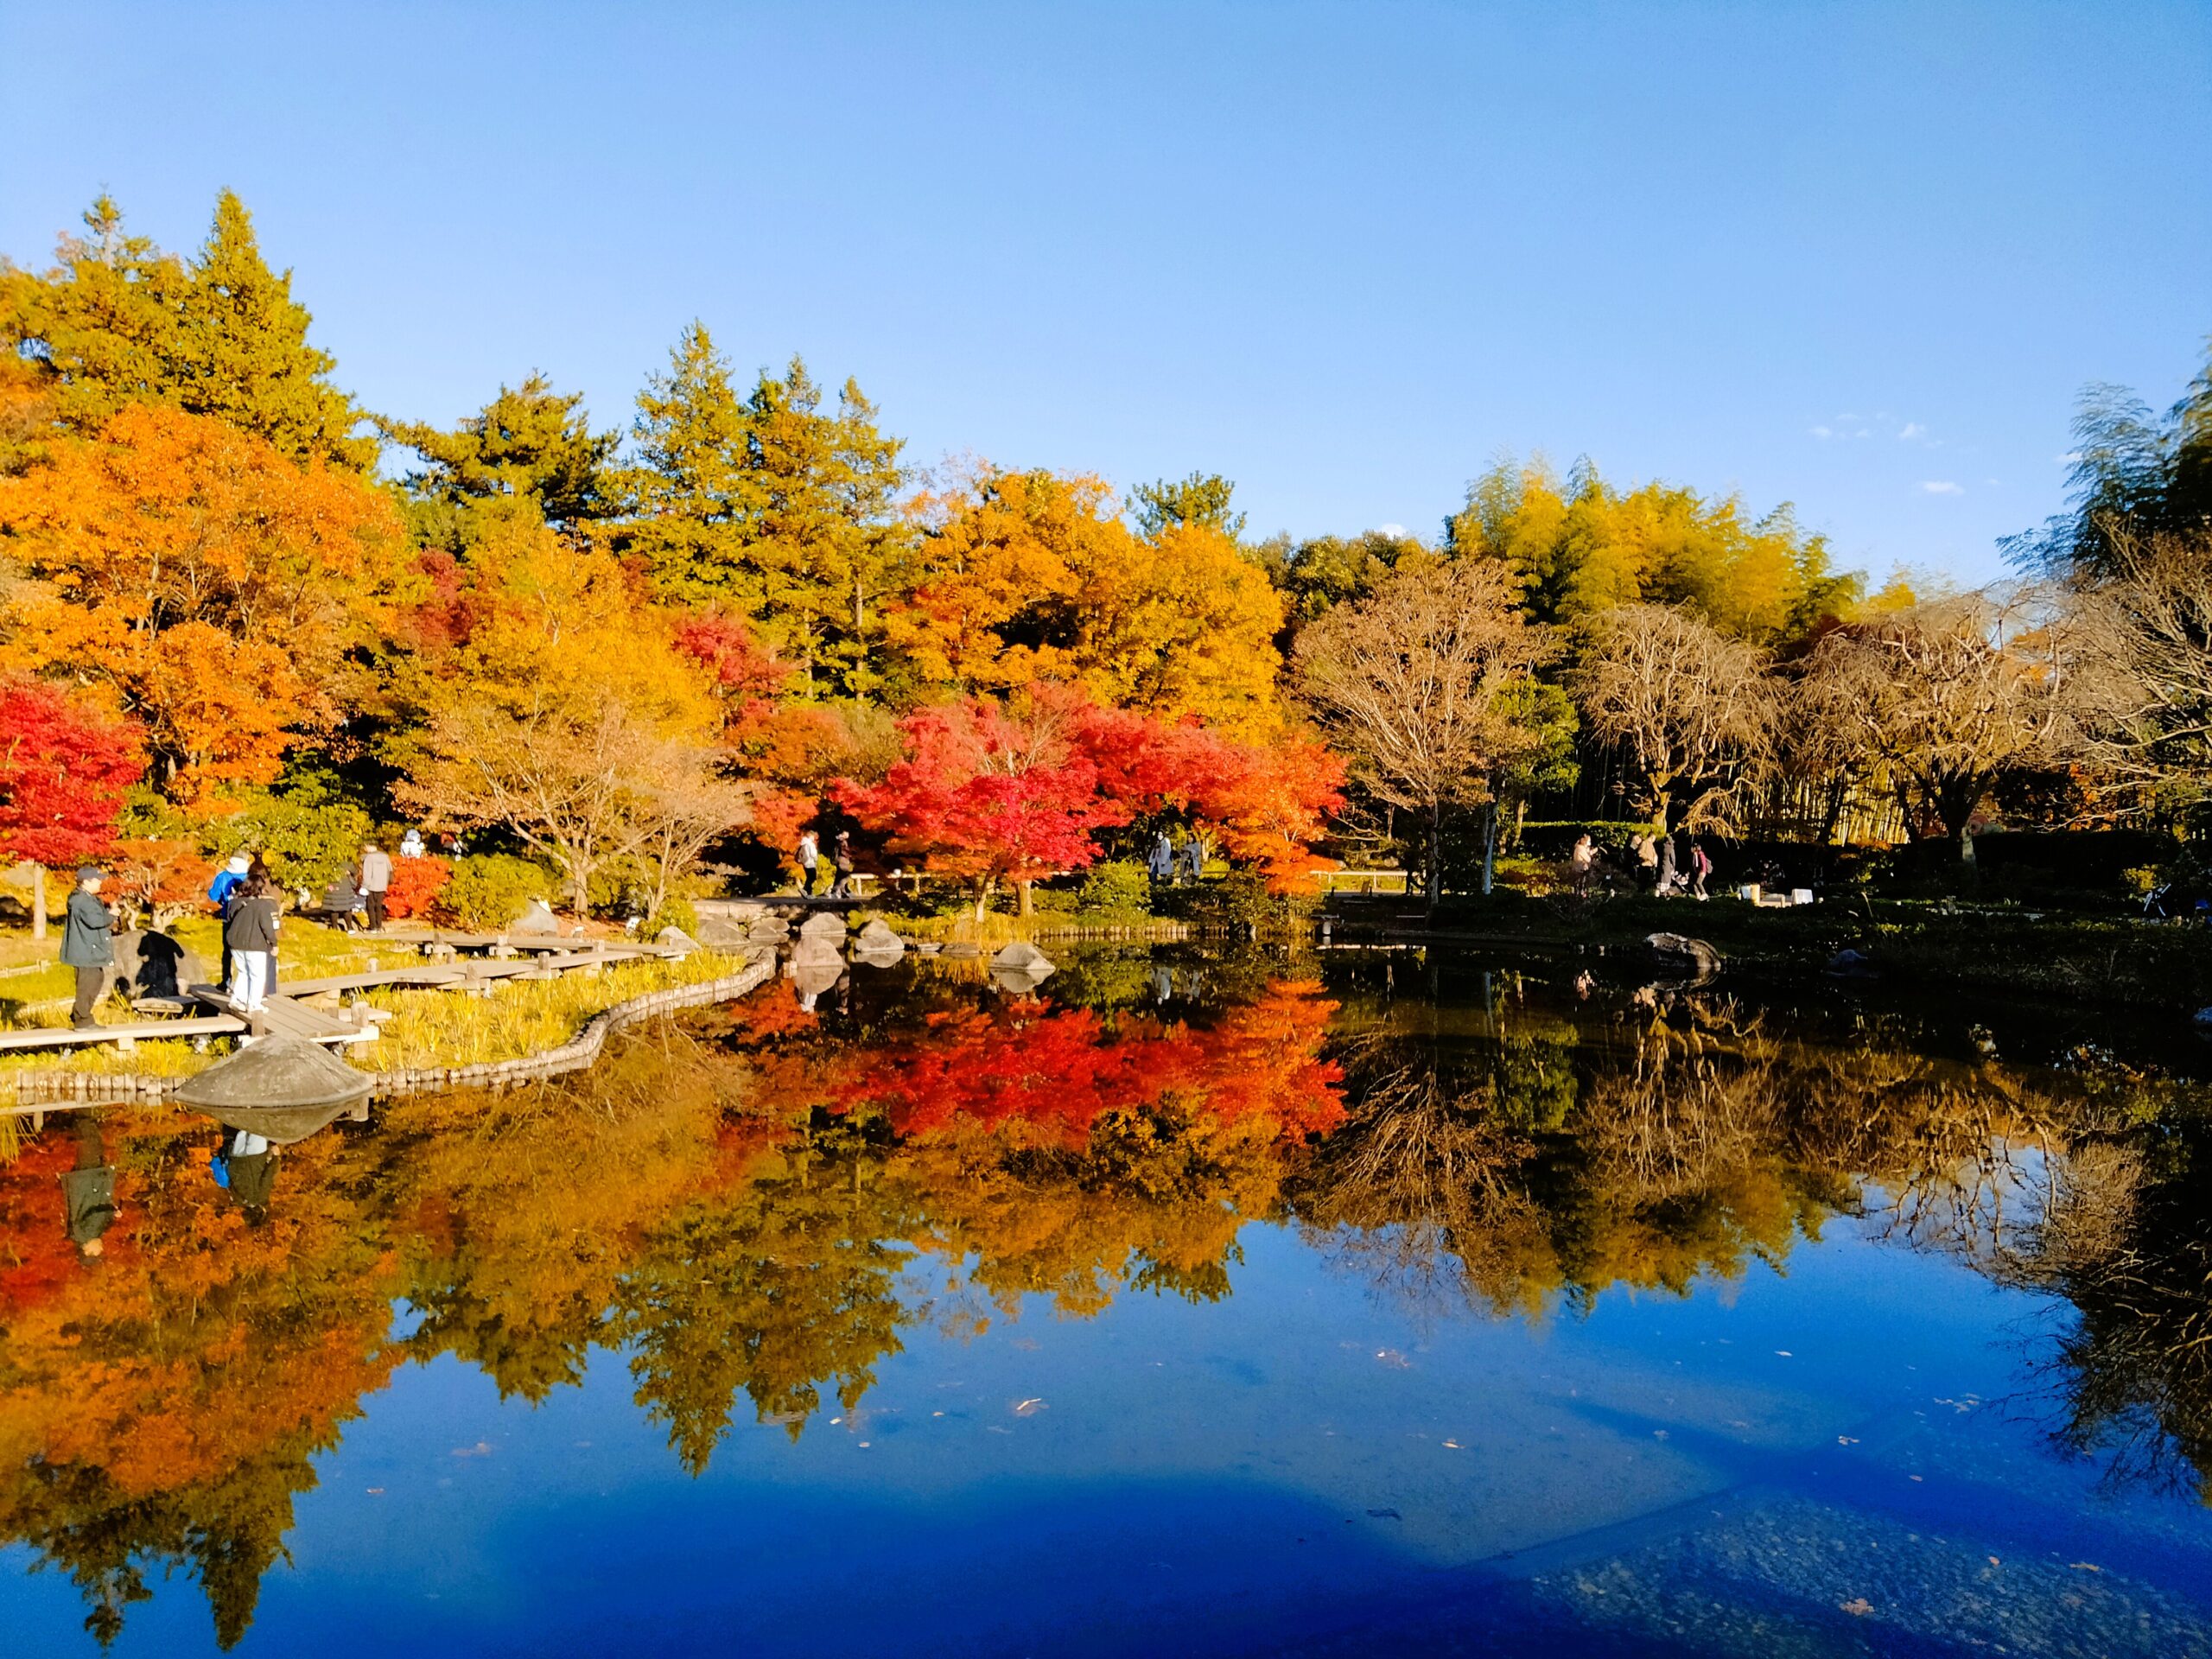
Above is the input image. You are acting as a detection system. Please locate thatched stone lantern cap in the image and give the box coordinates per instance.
[174,1035,373,1128]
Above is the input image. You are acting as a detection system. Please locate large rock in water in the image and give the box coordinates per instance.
[1644,932,1723,981]
[990,941,1055,974]
[798,911,848,944]
[175,1034,372,1116]
[853,918,906,960]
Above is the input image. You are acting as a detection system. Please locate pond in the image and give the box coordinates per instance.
[2,940,2210,1656]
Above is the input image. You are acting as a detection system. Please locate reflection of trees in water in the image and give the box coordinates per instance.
[2,967,2209,1648]
[0,976,1343,1648]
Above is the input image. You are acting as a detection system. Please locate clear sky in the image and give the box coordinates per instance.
[3,2,2207,586]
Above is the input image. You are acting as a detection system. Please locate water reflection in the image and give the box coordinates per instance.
[0,947,2206,1649]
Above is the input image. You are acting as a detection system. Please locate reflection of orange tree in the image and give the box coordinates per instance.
[0,1122,397,1649]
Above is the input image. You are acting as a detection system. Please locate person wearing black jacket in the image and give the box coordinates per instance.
[224,875,282,1013]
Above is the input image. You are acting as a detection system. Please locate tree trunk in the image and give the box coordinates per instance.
[974,876,995,922]
[1426,799,1441,923]
[31,866,46,943]
[1017,879,1034,917]
[1480,803,1497,896]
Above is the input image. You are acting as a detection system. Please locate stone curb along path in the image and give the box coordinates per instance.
[4,951,778,1108]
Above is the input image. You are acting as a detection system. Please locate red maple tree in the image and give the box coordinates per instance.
[834,687,1138,916]
[0,677,145,872]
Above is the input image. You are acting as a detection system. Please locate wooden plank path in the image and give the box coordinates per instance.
[0,935,694,1056]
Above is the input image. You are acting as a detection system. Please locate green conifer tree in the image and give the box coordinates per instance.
[171,191,373,468]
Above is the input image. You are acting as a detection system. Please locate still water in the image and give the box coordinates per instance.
[3,943,2210,1656]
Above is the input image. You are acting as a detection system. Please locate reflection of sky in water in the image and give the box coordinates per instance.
[4,948,2212,1655]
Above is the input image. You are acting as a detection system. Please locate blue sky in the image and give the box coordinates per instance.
[3,2,2207,586]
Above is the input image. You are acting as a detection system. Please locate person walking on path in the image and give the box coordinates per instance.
[1690,839,1713,900]
[1182,836,1206,884]
[1657,831,1679,896]
[60,868,116,1030]
[400,828,424,859]
[357,840,392,932]
[830,831,856,899]
[225,874,282,1014]
[1633,834,1659,892]
[1147,830,1175,887]
[797,830,821,896]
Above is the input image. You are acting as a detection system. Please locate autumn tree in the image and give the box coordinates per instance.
[890,467,1283,730]
[1798,589,2082,861]
[1,192,372,469]
[835,687,1140,918]
[2069,529,2212,781]
[0,404,405,802]
[389,518,738,912]
[0,679,144,938]
[1572,602,1777,835]
[1294,558,1558,915]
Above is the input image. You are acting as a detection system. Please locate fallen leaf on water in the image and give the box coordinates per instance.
[1653,1429,1669,1440]
[1441,1439,1463,1449]
[450,1442,493,1459]
[365,1488,385,1496]
[2070,1562,2102,1573]
[1838,1436,1859,1446]
[1775,1351,1794,1358]
[1987,1556,2001,1567]
[1012,1397,1047,1416]
[1839,1599,1873,1618]
[1374,1349,1412,1370]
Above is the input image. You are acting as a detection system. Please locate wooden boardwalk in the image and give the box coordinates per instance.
[0,935,693,1056]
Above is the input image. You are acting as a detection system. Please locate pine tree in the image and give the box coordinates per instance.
[625,321,760,606]
[172,191,373,468]
[383,372,618,544]
[1,192,372,469]
[624,332,906,696]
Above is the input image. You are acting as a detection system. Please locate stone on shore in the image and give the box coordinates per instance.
[853,918,906,960]
[991,941,1056,974]
[799,911,849,944]
[514,899,560,937]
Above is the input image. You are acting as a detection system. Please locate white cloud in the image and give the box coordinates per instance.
[1377,522,1408,537]
[1919,480,1964,496]
[1897,422,1926,441]
[1809,424,1833,440]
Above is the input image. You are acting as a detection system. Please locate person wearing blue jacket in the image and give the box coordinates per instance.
[209,853,250,987]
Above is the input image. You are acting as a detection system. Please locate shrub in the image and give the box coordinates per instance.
[1076,859,1153,919]
[381,855,451,921]
[434,855,557,930]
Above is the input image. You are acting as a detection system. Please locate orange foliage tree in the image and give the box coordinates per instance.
[0,404,404,804]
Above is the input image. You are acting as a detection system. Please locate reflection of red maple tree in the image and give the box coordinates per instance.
[822,980,1344,1144]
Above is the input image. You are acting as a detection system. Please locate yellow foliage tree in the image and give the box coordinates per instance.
[0,403,404,802]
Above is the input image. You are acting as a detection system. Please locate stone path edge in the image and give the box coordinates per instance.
[5,951,777,1108]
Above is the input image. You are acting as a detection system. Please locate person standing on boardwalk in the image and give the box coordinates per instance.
[830,831,856,899]
[1147,830,1175,887]
[225,874,282,1014]
[60,867,116,1030]
[1570,834,1596,896]
[209,852,249,989]
[1690,838,1713,900]
[357,839,392,931]
[798,830,821,896]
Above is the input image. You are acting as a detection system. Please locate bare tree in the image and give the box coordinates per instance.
[1797,588,2082,861]
[1294,557,1557,917]
[1572,603,1775,834]
[2069,528,2212,781]
[397,690,742,915]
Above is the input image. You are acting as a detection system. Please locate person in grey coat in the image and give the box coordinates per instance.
[60,867,116,1030]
